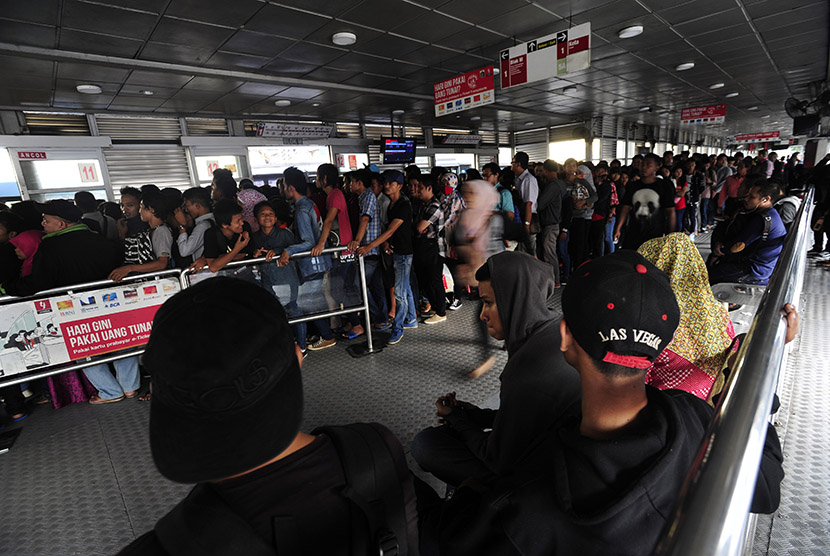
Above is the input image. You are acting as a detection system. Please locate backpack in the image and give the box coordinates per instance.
[497,185,524,225]
[153,423,408,556]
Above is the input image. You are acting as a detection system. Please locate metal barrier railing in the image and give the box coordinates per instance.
[0,270,183,388]
[0,246,381,389]
[654,187,815,556]
[178,245,377,354]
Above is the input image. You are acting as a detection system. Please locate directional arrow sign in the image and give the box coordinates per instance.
[500,22,591,89]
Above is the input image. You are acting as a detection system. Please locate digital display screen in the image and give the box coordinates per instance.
[382,138,416,164]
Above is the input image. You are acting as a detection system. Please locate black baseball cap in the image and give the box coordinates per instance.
[561,251,680,369]
[144,277,303,483]
[41,199,82,223]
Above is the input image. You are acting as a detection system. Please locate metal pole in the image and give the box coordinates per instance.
[357,254,374,353]
[654,187,814,556]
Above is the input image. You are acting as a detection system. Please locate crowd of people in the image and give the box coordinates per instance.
[0,145,824,555]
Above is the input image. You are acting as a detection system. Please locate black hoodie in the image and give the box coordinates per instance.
[443,251,581,478]
[436,387,784,556]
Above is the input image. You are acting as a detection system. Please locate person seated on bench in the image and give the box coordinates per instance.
[118,277,418,556]
[424,251,785,556]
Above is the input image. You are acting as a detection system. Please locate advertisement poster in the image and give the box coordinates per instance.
[434,66,495,117]
[680,104,726,125]
[0,277,181,378]
[733,131,780,143]
[499,23,591,89]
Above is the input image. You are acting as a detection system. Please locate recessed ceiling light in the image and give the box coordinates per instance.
[392,109,405,115]
[76,84,102,94]
[562,85,578,93]
[747,106,759,111]
[332,32,357,46]
[675,62,695,71]
[618,25,644,39]
[274,99,291,107]
[709,82,725,89]
[761,114,771,118]
[639,106,651,112]
[138,89,154,96]
[311,102,321,107]
[725,92,740,98]
[525,121,535,125]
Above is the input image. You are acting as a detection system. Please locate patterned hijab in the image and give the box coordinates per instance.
[638,233,732,378]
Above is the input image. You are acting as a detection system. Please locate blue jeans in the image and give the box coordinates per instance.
[604,216,616,255]
[348,256,385,327]
[392,253,416,332]
[83,356,140,400]
[558,230,571,280]
[296,273,333,348]
[676,208,686,232]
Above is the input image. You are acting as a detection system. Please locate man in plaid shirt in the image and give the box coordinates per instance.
[346,169,386,327]
[412,177,447,324]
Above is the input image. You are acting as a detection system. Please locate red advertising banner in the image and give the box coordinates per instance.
[734,131,780,142]
[60,306,158,360]
[434,66,495,117]
[680,104,726,125]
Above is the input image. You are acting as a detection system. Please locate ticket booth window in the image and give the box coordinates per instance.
[194,155,243,186]
[248,145,331,177]
[14,149,109,202]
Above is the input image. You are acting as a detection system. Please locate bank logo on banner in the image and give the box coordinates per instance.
[0,277,182,378]
[434,65,496,117]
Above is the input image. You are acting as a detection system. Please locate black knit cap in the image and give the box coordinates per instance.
[41,199,82,223]
[144,277,303,483]
[561,251,680,369]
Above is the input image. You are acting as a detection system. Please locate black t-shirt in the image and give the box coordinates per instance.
[387,196,413,255]
[202,221,255,260]
[621,178,675,249]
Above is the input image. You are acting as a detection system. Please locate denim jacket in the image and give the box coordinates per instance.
[285,196,332,278]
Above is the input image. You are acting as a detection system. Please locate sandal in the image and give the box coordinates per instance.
[340,329,364,340]
[89,395,125,405]
[139,391,152,402]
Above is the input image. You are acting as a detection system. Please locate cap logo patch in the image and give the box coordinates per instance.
[598,328,662,350]
[598,328,626,342]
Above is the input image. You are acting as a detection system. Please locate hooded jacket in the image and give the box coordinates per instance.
[437,387,783,556]
[443,251,581,477]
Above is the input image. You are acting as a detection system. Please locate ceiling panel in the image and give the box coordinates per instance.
[393,12,472,43]
[302,66,361,83]
[94,0,169,13]
[439,0,532,24]
[352,34,425,57]
[140,42,216,65]
[278,42,348,66]
[259,59,320,77]
[164,0,266,27]
[220,30,294,58]
[1,55,55,77]
[243,5,330,39]
[268,0,364,18]
[61,0,157,40]
[0,20,57,48]
[149,17,235,50]
[339,0,428,27]
[59,29,143,58]
[125,71,195,89]
[204,52,272,70]
[478,4,560,39]
[56,62,130,84]
[673,9,747,36]
[3,0,60,25]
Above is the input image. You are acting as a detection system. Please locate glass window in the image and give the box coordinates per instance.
[591,138,601,164]
[415,155,432,168]
[194,155,242,184]
[19,159,105,190]
[30,189,109,202]
[498,147,512,166]
[248,145,331,176]
[549,139,586,163]
[0,148,20,199]
[434,153,475,175]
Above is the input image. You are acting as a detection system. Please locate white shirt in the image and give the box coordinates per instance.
[515,169,539,213]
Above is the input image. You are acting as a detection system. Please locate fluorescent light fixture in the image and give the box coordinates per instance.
[139,90,154,96]
[725,92,740,98]
[639,106,651,112]
[761,114,770,118]
[709,82,725,89]
[274,99,291,107]
[747,106,759,111]
[76,84,102,94]
[332,32,357,46]
[618,25,644,39]
[525,121,535,125]
[675,62,695,71]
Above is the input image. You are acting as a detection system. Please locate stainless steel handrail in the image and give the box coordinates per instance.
[654,187,815,556]
[180,246,376,352]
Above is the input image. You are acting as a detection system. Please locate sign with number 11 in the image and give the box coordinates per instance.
[78,163,98,183]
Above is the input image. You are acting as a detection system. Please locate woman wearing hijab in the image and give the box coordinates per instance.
[9,229,43,277]
[638,233,735,401]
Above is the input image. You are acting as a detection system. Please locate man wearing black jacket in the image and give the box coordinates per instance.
[428,251,785,556]
[2,200,122,297]
[536,160,568,285]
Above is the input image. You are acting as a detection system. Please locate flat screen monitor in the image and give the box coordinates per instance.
[793,114,820,137]
[382,138,416,164]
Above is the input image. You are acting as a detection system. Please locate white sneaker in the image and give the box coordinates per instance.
[424,314,447,324]
[448,299,463,311]
[817,251,830,260]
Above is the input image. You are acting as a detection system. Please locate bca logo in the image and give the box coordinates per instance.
[467,75,478,89]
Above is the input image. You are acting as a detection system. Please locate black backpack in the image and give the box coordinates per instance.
[154,423,408,556]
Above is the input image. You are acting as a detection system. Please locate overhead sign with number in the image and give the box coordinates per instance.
[681,104,726,125]
[256,123,333,138]
[500,23,591,89]
[78,162,98,183]
[434,66,495,117]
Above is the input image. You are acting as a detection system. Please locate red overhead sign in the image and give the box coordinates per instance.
[680,104,726,125]
[734,131,780,143]
[18,152,47,159]
[499,23,591,89]
[434,66,495,117]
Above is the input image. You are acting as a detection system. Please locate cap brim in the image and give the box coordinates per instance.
[150,358,303,483]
